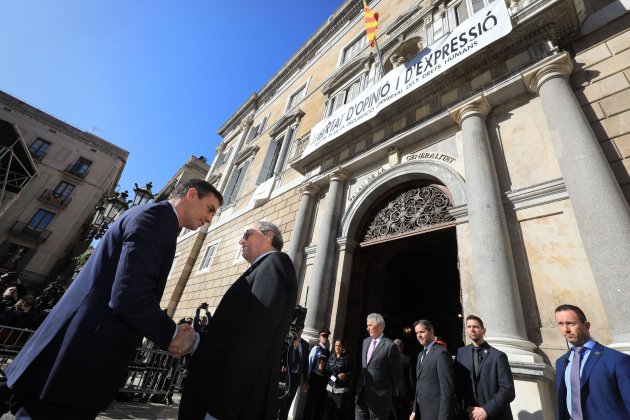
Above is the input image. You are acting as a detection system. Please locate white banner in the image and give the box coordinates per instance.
[303,0,512,159]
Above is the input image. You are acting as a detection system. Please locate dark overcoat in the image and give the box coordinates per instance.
[179,251,298,420]
[6,201,179,410]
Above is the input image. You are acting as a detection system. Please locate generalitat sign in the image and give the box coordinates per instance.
[302,0,512,159]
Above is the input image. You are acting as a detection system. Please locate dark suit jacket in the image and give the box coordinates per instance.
[6,201,179,410]
[555,341,630,419]
[180,251,297,420]
[355,335,402,416]
[413,342,455,420]
[455,344,515,419]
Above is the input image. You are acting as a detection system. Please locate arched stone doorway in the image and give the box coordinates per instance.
[337,163,467,374]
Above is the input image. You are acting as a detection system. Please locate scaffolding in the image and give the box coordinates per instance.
[0,120,37,208]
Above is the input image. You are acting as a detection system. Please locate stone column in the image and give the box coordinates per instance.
[205,143,225,181]
[450,95,539,361]
[303,169,347,340]
[524,52,630,351]
[217,115,253,192]
[286,183,319,277]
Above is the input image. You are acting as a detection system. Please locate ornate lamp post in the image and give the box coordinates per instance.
[86,182,154,241]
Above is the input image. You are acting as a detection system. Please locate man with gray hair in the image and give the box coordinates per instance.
[355,313,402,420]
[179,221,298,419]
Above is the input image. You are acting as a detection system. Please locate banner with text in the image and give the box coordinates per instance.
[302,0,512,159]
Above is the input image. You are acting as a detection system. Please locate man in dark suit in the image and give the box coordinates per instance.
[554,304,630,420]
[455,315,515,420]
[5,179,222,419]
[278,329,309,420]
[178,221,298,420]
[355,313,402,420]
[411,319,455,420]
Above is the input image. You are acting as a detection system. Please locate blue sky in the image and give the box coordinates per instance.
[0,1,341,196]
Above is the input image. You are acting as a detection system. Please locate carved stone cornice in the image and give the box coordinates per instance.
[329,167,349,183]
[521,51,573,94]
[234,144,260,166]
[449,94,492,127]
[299,182,320,197]
[269,108,305,138]
[322,53,373,96]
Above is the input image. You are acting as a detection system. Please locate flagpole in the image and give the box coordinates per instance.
[362,0,385,78]
[373,35,385,79]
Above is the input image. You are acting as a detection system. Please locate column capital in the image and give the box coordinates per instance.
[329,167,349,182]
[337,236,357,252]
[215,142,226,154]
[522,52,574,94]
[241,113,255,129]
[449,94,492,126]
[298,182,320,196]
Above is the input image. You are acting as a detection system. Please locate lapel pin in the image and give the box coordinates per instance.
[595,351,601,356]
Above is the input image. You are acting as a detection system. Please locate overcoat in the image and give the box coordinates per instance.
[179,251,298,420]
[6,201,179,411]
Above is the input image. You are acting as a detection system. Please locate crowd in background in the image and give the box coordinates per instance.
[0,272,66,331]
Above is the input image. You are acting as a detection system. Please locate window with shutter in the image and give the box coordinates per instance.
[224,161,251,205]
[256,140,280,185]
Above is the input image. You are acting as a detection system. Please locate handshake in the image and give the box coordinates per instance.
[168,323,197,359]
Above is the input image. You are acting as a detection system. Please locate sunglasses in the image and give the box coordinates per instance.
[242,229,259,240]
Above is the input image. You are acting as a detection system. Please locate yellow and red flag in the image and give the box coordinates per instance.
[363,0,379,47]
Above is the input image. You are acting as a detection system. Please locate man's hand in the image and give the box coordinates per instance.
[468,406,488,420]
[168,323,196,358]
[409,412,415,420]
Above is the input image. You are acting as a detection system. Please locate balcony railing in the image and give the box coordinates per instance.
[64,164,89,179]
[9,221,52,243]
[39,189,72,208]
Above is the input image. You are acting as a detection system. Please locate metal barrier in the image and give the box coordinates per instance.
[118,340,188,402]
[0,325,187,402]
[0,325,35,371]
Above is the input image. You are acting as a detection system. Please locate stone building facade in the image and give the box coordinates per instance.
[0,91,128,287]
[161,0,630,416]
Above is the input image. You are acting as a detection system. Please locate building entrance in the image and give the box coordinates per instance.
[342,225,464,365]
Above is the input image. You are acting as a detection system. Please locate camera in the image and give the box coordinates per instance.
[279,305,308,398]
[200,302,209,309]
[287,305,307,343]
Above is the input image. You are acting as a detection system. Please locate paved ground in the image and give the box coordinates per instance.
[0,394,181,420]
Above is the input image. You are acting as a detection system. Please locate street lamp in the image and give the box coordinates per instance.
[86,182,154,241]
[132,182,154,206]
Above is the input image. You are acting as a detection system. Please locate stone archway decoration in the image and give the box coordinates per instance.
[363,185,454,242]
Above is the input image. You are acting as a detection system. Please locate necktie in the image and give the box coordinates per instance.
[571,346,584,420]
[420,348,428,364]
[473,347,483,376]
[367,339,377,364]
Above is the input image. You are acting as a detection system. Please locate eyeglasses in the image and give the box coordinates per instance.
[242,228,270,241]
[242,229,259,240]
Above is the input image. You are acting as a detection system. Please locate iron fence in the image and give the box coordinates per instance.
[0,325,187,402]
